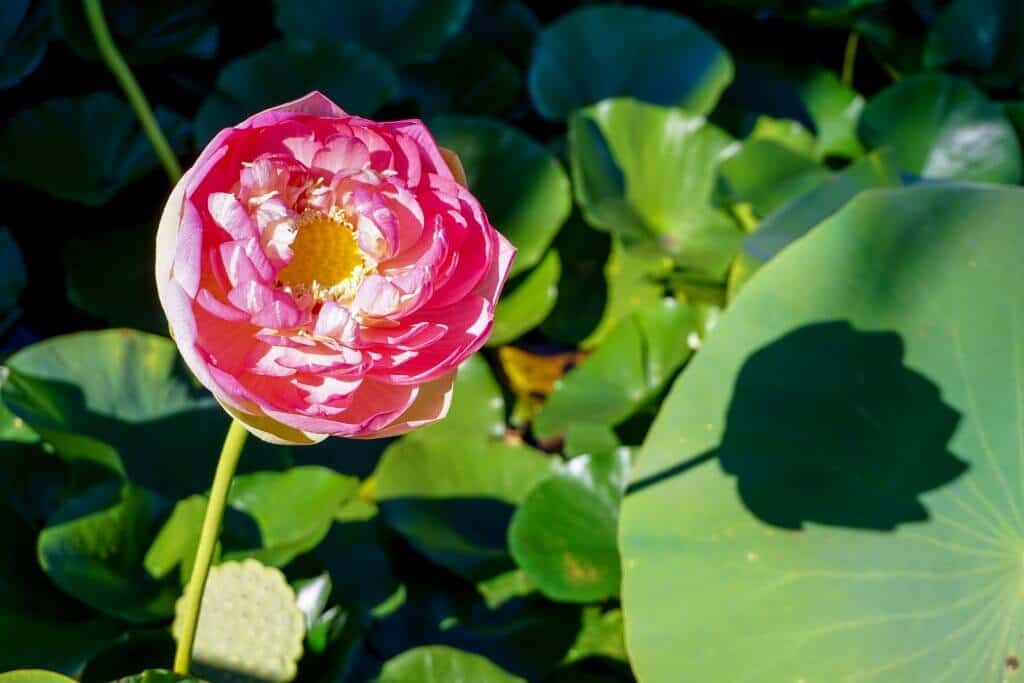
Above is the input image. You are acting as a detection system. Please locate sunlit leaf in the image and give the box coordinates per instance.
[621,184,1024,681]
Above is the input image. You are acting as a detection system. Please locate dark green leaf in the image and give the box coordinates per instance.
[431,116,571,276]
[0,94,188,205]
[56,0,216,64]
[64,226,164,333]
[529,6,733,121]
[273,0,473,66]
[376,437,553,580]
[0,227,25,335]
[465,0,539,67]
[621,184,1024,680]
[38,482,177,622]
[0,330,268,499]
[402,38,521,118]
[194,40,399,146]
[0,0,50,89]
[488,250,560,346]
[858,74,1021,183]
[0,500,124,673]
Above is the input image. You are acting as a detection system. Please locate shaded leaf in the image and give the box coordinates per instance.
[56,0,216,64]
[0,94,188,205]
[0,0,50,89]
[529,6,733,121]
[38,482,177,622]
[194,40,398,146]
[273,0,472,66]
[402,38,521,118]
[376,437,553,581]
[488,250,560,346]
[431,116,571,276]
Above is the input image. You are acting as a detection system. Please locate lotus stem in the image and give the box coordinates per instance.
[842,31,860,88]
[173,418,249,673]
[82,0,183,182]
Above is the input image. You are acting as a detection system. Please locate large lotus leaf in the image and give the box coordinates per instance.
[620,184,1024,681]
[431,116,571,277]
[858,74,1021,184]
[373,646,525,683]
[375,437,553,581]
[534,299,696,440]
[570,98,743,281]
[0,94,188,206]
[528,5,733,121]
[0,330,239,498]
[743,147,901,265]
[56,0,216,64]
[38,482,177,622]
[0,227,25,335]
[273,0,472,66]
[225,466,359,567]
[402,38,521,118]
[0,0,50,89]
[488,250,560,346]
[194,40,398,145]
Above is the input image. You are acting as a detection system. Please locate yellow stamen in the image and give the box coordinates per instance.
[277,208,365,302]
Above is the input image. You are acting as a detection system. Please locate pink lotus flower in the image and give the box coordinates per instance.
[156,92,515,444]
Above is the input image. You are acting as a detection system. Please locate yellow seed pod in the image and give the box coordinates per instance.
[173,559,305,682]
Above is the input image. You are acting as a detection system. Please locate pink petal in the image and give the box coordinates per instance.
[360,371,457,438]
[354,274,403,317]
[208,193,257,240]
[313,135,371,173]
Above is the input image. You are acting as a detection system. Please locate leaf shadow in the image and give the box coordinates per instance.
[630,321,968,531]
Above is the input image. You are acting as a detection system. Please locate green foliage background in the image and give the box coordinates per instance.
[3,1,1024,681]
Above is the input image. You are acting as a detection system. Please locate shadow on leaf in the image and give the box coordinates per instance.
[631,321,967,530]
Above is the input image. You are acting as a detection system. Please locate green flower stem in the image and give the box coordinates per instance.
[173,418,249,674]
[842,31,860,88]
[82,0,183,182]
